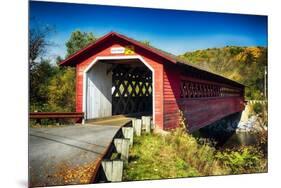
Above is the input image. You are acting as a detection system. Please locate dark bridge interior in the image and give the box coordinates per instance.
[106,60,152,116]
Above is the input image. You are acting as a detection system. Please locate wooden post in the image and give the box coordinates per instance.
[114,138,130,161]
[141,116,146,130]
[122,127,134,147]
[150,119,155,130]
[132,119,142,136]
[142,116,151,133]
[101,160,123,182]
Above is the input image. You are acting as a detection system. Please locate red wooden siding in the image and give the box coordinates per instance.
[61,32,245,131]
[75,38,164,129]
[178,97,244,132]
[163,65,181,130]
[163,63,245,131]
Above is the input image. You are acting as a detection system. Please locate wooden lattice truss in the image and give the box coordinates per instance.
[111,64,152,115]
[180,80,242,98]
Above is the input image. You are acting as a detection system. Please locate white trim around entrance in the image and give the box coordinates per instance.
[82,55,155,125]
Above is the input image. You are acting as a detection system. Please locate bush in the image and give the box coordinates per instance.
[215,146,267,174]
[47,67,76,112]
[123,110,267,181]
[252,103,263,114]
[123,130,267,181]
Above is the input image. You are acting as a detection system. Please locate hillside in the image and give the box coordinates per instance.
[179,46,267,100]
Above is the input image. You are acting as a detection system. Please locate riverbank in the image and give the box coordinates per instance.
[237,101,268,133]
[123,103,268,181]
[236,115,268,133]
[123,127,267,181]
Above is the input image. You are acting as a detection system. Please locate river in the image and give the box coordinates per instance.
[221,132,259,149]
[192,130,260,149]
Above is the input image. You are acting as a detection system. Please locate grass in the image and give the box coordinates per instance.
[123,127,267,181]
[123,133,199,180]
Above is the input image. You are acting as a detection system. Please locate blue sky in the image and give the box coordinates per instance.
[29,1,267,60]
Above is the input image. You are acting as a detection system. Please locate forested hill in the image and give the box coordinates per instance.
[179,46,267,100]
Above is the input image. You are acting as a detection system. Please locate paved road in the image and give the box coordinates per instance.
[29,119,130,187]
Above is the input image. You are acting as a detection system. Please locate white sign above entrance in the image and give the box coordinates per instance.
[110,47,125,54]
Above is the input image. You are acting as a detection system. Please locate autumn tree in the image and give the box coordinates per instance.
[47,67,76,112]
[29,28,97,112]
[44,30,98,112]
[181,46,268,100]
[29,23,57,109]
[30,59,59,111]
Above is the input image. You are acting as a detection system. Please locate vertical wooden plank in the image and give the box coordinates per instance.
[87,62,112,119]
[141,116,146,130]
[111,160,123,182]
[114,138,130,161]
[122,139,130,162]
[145,116,151,133]
[142,116,151,133]
[114,139,122,154]
[101,160,123,182]
[101,160,112,181]
[122,127,134,146]
[132,119,142,136]
[121,139,130,162]
[150,118,155,129]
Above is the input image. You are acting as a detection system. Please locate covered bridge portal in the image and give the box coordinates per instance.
[60,32,245,132]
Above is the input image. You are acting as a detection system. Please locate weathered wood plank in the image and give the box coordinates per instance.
[122,127,134,147]
[141,116,152,133]
[114,138,130,161]
[132,119,142,136]
[101,160,123,182]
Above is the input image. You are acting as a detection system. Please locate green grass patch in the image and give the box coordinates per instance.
[123,128,267,181]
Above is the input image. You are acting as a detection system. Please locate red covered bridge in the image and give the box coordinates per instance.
[60,32,245,132]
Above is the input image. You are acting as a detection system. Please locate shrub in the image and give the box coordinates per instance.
[215,146,267,174]
[123,110,267,181]
[252,103,263,114]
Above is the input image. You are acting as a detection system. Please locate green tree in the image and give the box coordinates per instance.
[30,29,98,113]
[30,59,58,111]
[47,67,76,112]
[29,22,57,111]
[181,46,268,100]
[55,55,64,65]
[44,30,98,112]
[65,30,97,57]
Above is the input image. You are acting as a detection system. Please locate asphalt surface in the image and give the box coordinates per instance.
[29,119,131,187]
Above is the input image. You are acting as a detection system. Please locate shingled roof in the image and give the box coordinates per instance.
[59,32,244,88]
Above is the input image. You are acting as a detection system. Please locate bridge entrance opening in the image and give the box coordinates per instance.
[85,58,153,120]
